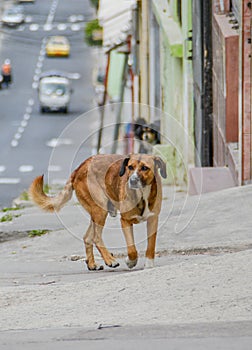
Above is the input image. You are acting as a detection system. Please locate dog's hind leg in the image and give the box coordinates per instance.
[84,221,104,270]
[91,208,120,269]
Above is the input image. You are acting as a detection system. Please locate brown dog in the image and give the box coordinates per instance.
[29,154,167,270]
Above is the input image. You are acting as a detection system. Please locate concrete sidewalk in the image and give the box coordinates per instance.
[0,184,252,347]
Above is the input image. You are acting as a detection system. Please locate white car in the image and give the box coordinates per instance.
[38,71,73,113]
[1,6,25,27]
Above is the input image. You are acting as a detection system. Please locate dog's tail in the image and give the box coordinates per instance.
[29,175,73,212]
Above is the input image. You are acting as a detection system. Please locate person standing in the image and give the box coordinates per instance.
[1,59,12,88]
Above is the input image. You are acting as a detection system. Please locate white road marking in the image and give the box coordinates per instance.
[48,165,62,172]
[67,73,81,80]
[11,140,19,147]
[21,120,28,128]
[58,23,67,31]
[12,21,84,33]
[0,166,6,173]
[26,106,33,114]
[28,99,34,106]
[71,23,80,31]
[32,82,38,89]
[14,133,22,140]
[30,23,39,31]
[51,179,67,186]
[69,14,85,23]
[69,15,77,23]
[43,24,53,31]
[19,165,34,173]
[23,113,30,121]
[46,138,73,148]
[18,127,25,133]
[40,48,46,56]
[0,178,20,184]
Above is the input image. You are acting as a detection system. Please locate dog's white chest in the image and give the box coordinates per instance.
[131,186,154,222]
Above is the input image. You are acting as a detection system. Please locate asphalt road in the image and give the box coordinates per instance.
[0,0,97,209]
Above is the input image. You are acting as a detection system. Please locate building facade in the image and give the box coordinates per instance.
[137,0,195,187]
[97,0,252,191]
[212,0,252,185]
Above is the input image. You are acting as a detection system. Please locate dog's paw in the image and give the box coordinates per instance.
[125,256,138,269]
[144,258,154,269]
[85,260,104,271]
[106,260,120,268]
[88,265,104,271]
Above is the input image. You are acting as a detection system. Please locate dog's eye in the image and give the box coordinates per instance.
[128,165,134,171]
[141,165,149,171]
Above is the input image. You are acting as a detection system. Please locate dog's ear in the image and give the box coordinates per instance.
[119,156,130,177]
[154,157,167,178]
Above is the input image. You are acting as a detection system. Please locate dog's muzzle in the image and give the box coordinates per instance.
[129,173,142,189]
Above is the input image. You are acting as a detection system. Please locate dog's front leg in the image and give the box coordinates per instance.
[121,219,138,269]
[145,215,158,268]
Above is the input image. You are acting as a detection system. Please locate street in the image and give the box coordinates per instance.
[0,0,96,208]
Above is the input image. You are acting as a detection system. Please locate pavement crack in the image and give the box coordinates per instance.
[156,244,252,257]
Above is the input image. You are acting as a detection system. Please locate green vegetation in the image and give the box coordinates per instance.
[0,213,21,222]
[28,230,49,238]
[2,207,21,212]
[85,19,103,47]
[43,183,50,194]
[19,190,29,201]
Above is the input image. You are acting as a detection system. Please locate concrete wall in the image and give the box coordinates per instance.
[212,13,239,166]
[241,1,252,184]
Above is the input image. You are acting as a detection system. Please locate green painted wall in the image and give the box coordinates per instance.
[151,0,194,188]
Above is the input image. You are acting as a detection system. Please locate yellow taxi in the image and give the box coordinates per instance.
[45,36,70,57]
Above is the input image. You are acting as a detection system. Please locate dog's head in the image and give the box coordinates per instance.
[141,127,159,144]
[119,154,167,189]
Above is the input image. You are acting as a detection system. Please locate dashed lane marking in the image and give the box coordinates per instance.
[48,165,62,172]
[0,166,6,173]
[11,140,19,148]
[0,178,20,184]
[46,138,73,148]
[28,99,34,106]
[58,23,67,31]
[14,133,22,140]
[23,114,30,121]
[30,23,39,31]
[19,165,34,173]
[3,22,85,33]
